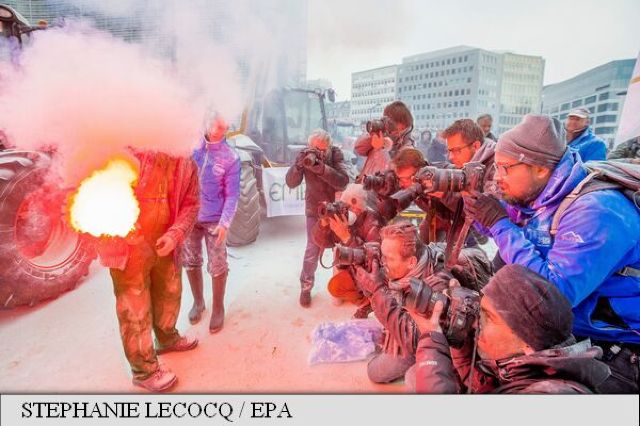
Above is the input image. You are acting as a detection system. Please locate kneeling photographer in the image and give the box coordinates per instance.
[408,265,610,394]
[286,129,349,307]
[312,183,385,318]
[350,222,492,384]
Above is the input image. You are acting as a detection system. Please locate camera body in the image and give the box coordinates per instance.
[334,241,381,272]
[414,162,485,194]
[317,200,350,220]
[301,148,323,168]
[362,170,400,197]
[405,277,480,348]
[365,118,386,135]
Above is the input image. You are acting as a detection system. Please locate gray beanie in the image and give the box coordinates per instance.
[496,114,567,168]
[482,264,573,351]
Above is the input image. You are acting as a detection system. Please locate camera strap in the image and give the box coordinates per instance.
[467,327,480,394]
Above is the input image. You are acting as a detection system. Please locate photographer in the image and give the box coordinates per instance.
[286,129,349,307]
[408,265,610,394]
[463,114,640,393]
[353,222,492,384]
[354,101,415,179]
[312,183,384,318]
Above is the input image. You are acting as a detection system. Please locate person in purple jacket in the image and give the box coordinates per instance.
[182,114,240,333]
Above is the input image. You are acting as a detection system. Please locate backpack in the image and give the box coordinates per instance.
[550,160,640,277]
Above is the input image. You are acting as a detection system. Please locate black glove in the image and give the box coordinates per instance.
[463,191,508,228]
[424,270,454,292]
[354,260,385,297]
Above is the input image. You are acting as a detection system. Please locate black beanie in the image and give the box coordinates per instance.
[481,264,573,351]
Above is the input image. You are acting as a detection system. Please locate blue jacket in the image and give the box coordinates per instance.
[192,137,241,227]
[568,127,607,162]
[485,150,640,343]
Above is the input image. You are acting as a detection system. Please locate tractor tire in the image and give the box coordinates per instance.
[0,150,96,309]
[227,162,261,247]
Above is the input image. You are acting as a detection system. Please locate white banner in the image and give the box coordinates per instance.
[262,167,306,218]
[615,51,640,145]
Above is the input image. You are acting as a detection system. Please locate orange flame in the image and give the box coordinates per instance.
[69,158,140,237]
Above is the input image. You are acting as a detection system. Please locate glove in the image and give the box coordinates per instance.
[354,260,386,297]
[424,270,455,292]
[463,191,508,229]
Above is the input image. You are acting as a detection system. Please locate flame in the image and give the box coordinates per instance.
[69,158,140,238]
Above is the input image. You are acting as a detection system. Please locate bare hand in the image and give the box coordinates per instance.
[214,225,227,246]
[155,235,176,257]
[409,300,445,335]
[371,133,384,150]
[328,214,350,243]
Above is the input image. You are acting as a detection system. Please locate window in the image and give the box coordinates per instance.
[599,92,609,101]
[561,103,570,111]
[572,99,583,107]
[595,115,616,124]
[595,126,616,134]
[585,95,596,104]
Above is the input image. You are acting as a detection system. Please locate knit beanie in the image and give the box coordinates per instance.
[481,264,573,351]
[496,114,566,168]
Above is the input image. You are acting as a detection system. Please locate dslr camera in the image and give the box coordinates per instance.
[317,200,350,220]
[362,170,400,197]
[388,162,486,213]
[405,277,480,348]
[334,242,381,272]
[300,148,324,168]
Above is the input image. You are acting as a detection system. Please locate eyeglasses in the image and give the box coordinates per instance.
[493,161,527,175]
[447,142,475,155]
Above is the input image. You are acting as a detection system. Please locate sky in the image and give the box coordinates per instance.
[307,0,640,101]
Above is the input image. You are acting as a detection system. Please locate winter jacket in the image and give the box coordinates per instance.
[97,151,200,270]
[354,130,415,161]
[368,245,492,357]
[192,137,241,228]
[608,137,640,160]
[414,335,610,394]
[480,149,640,343]
[285,146,349,218]
[568,127,607,162]
[312,208,384,248]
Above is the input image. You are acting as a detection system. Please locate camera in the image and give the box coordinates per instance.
[334,242,381,272]
[405,277,480,348]
[362,170,400,197]
[414,162,485,194]
[317,200,350,219]
[365,118,386,135]
[301,148,323,168]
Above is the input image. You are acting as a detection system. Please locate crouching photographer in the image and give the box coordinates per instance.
[312,183,385,318]
[351,222,492,384]
[407,265,611,394]
[286,129,349,307]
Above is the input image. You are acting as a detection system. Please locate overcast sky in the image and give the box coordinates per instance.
[307,0,640,101]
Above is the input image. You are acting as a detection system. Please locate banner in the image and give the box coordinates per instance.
[262,167,306,217]
[615,51,640,145]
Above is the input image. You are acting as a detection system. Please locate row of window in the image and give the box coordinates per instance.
[554,92,612,112]
[405,55,471,72]
[409,100,472,110]
[399,77,473,93]
[400,65,474,82]
[414,111,470,121]
[352,87,395,98]
[352,78,395,90]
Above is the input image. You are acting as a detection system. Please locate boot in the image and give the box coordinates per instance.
[209,272,227,333]
[187,268,205,324]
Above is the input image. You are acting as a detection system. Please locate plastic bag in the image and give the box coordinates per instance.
[308,319,384,365]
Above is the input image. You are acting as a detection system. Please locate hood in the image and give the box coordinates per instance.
[481,339,610,391]
[471,139,496,166]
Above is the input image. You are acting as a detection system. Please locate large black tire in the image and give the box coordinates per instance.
[227,162,261,247]
[0,150,96,309]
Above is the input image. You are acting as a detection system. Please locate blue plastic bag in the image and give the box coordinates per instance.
[308,319,384,365]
